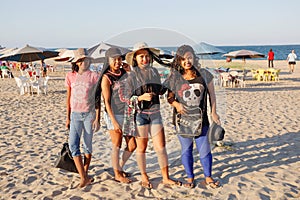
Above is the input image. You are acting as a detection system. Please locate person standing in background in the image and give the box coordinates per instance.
[287,50,297,73]
[267,49,274,68]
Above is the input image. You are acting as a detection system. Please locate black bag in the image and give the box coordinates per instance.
[55,142,78,173]
[176,107,203,138]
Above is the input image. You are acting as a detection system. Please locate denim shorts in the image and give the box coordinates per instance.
[135,111,163,126]
[69,111,95,157]
[104,112,124,130]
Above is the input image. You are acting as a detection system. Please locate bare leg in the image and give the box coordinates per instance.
[120,136,137,171]
[83,154,92,177]
[109,130,131,183]
[73,155,91,188]
[136,125,151,187]
[151,125,178,185]
[291,64,295,73]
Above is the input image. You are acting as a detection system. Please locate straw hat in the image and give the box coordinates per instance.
[125,42,160,66]
[72,48,92,63]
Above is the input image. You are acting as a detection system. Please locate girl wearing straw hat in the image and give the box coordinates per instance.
[124,42,181,189]
[65,48,100,188]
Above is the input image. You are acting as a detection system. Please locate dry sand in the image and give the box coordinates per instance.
[0,60,299,199]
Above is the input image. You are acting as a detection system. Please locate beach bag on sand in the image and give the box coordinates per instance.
[175,107,203,138]
[55,142,78,173]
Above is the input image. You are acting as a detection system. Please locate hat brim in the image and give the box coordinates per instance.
[126,47,160,66]
[208,122,225,144]
[71,56,94,63]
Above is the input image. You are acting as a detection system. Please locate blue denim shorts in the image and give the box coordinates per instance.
[135,111,163,126]
[104,112,124,130]
[69,111,95,157]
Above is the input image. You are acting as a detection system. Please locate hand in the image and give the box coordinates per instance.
[212,112,221,125]
[175,102,187,115]
[66,119,70,130]
[139,92,153,101]
[113,121,122,134]
[93,120,100,132]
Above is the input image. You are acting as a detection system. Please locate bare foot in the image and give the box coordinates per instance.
[79,178,92,188]
[114,175,131,184]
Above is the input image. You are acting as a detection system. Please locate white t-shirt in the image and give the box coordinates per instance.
[287,53,297,62]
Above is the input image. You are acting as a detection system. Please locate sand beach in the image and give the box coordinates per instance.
[0,59,299,199]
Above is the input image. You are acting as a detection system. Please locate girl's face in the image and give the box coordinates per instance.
[108,56,122,72]
[180,52,194,70]
[77,58,90,71]
[135,49,150,69]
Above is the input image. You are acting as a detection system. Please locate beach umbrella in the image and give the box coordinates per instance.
[223,49,265,72]
[0,44,59,62]
[194,42,225,67]
[88,42,131,63]
[196,42,225,55]
[54,49,75,62]
[223,49,265,59]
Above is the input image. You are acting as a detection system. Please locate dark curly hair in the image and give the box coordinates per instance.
[170,45,199,75]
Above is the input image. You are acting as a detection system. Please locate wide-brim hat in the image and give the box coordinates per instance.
[207,122,225,144]
[125,42,160,66]
[72,48,93,63]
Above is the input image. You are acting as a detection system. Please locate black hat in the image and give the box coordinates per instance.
[105,47,122,58]
[207,122,225,144]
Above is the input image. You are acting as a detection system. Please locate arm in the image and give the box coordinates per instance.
[167,90,186,114]
[101,75,121,131]
[207,80,221,124]
[66,86,71,129]
[93,106,100,132]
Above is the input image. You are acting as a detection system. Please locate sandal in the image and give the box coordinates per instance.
[141,181,153,190]
[120,171,131,178]
[161,180,182,187]
[206,180,220,189]
[183,181,195,188]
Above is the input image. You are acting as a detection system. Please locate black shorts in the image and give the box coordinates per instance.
[289,61,296,65]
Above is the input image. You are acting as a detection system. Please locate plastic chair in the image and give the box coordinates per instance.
[14,77,30,95]
[1,69,11,79]
[31,76,49,95]
[269,69,280,81]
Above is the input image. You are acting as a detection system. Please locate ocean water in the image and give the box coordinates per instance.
[160,44,300,60]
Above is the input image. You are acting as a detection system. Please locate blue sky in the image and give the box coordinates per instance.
[1,0,300,48]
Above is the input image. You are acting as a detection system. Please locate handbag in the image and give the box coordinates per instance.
[207,122,225,144]
[175,107,203,138]
[55,142,78,173]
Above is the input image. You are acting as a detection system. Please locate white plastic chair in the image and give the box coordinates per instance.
[1,69,11,79]
[14,77,30,95]
[31,76,49,95]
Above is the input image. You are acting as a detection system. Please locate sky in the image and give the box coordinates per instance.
[1,0,300,49]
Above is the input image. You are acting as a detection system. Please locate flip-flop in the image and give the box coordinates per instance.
[206,180,220,189]
[161,180,182,187]
[141,181,153,190]
[114,177,132,184]
[183,181,195,188]
[121,171,131,178]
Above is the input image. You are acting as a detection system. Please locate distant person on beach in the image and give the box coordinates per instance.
[65,48,100,188]
[164,45,221,189]
[267,49,274,68]
[41,60,47,77]
[98,47,136,183]
[287,50,297,73]
[124,42,181,189]
[0,62,14,78]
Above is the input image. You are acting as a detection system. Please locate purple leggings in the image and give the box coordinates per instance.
[177,126,212,178]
